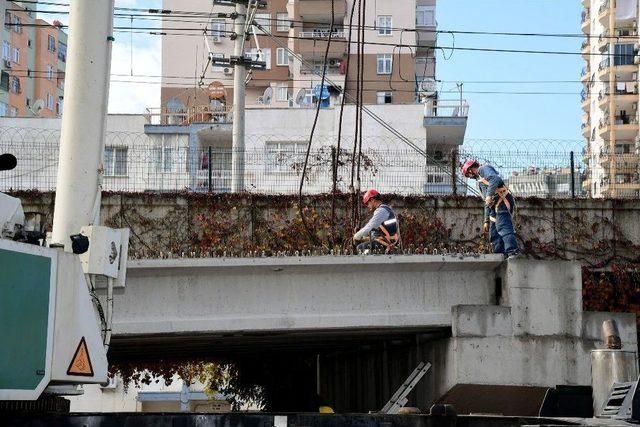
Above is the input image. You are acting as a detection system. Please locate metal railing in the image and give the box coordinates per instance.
[423,99,469,118]
[145,106,233,126]
[299,30,345,39]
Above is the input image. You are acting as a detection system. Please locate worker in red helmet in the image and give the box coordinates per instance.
[462,160,520,259]
[352,189,400,253]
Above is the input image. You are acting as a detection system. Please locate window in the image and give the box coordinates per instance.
[210,18,225,40]
[303,88,313,105]
[153,136,175,173]
[104,146,128,177]
[0,72,8,91]
[416,6,435,27]
[253,13,270,33]
[47,64,54,80]
[4,12,10,28]
[377,16,392,36]
[0,101,7,116]
[47,35,56,52]
[13,16,21,33]
[376,54,392,74]
[2,41,9,61]
[10,106,17,117]
[58,42,67,62]
[46,93,54,110]
[245,48,271,69]
[276,13,289,32]
[276,48,288,66]
[265,141,308,173]
[56,99,63,116]
[276,84,289,102]
[377,91,392,104]
[10,76,20,94]
[12,47,19,64]
[614,43,634,66]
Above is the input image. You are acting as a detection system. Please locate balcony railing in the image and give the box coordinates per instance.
[145,105,233,126]
[582,9,590,24]
[299,30,345,39]
[424,99,469,118]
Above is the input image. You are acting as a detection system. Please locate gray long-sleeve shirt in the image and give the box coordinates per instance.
[354,205,394,240]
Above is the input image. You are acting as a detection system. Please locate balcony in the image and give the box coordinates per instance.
[145,105,233,126]
[423,99,469,145]
[416,28,436,48]
[598,0,611,23]
[295,29,348,59]
[582,121,591,138]
[581,40,590,59]
[296,0,347,20]
[580,66,591,82]
[581,9,591,34]
[599,114,640,139]
[598,85,639,108]
[581,89,590,110]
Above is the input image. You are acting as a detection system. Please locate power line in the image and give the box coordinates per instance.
[8,17,640,58]
[23,5,640,43]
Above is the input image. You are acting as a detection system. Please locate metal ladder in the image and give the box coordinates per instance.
[380,362,431,414]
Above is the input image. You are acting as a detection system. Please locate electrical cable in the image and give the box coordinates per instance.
[298,0,336,247]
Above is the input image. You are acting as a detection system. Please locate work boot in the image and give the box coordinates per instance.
[506,252,521,260]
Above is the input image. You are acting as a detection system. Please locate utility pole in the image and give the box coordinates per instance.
[51,0,115,249]
[231,2,247,193]
[207,1,266,193]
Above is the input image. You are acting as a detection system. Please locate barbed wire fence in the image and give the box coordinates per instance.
[0,126,619,198]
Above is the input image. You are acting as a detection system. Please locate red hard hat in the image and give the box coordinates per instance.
[461,159,479,177]
[362,188,379,205]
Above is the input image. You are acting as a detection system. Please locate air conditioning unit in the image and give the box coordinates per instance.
[635,56,640,65]
[223,67,233,75]
[288,99,294,108]
[329,59,338,66]
[212,35,221,43]
[4,59,11,69]
[633,102,638,110]
[634,42,640,51]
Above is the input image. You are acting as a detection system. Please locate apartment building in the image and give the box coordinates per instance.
[0,1,66,118]
[581,0,640,197]
[160,0,437,111]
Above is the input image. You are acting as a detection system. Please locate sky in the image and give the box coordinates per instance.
[437,0,584,140]
[40,0,585,141]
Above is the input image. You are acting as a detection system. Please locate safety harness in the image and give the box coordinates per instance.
[478,178,513,223]
[371,205,400,252]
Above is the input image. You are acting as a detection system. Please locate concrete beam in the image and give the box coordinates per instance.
[109,255,503,337]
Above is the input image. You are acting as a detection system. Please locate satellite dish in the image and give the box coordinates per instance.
[420,78,438,98]
[262,87,273,105]
[30,99,45,116]
[294,88,307,106]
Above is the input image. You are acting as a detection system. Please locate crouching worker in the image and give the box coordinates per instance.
[462,160,520,259]
[352,189,400,254]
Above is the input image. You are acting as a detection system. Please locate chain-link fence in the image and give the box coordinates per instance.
[0,126,603,198]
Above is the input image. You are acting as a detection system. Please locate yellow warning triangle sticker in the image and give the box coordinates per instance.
[66,337,94,377]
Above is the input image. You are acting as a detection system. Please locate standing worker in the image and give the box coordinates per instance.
[462,160,520,259]
[352,189,400,253]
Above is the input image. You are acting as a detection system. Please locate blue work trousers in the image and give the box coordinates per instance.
[489,194,519,256]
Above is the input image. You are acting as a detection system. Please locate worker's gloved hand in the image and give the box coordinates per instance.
[485,196,494,207]
[483,221,490,235]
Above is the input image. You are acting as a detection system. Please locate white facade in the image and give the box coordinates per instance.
[0,107,461,196]
[582,0,640,197]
